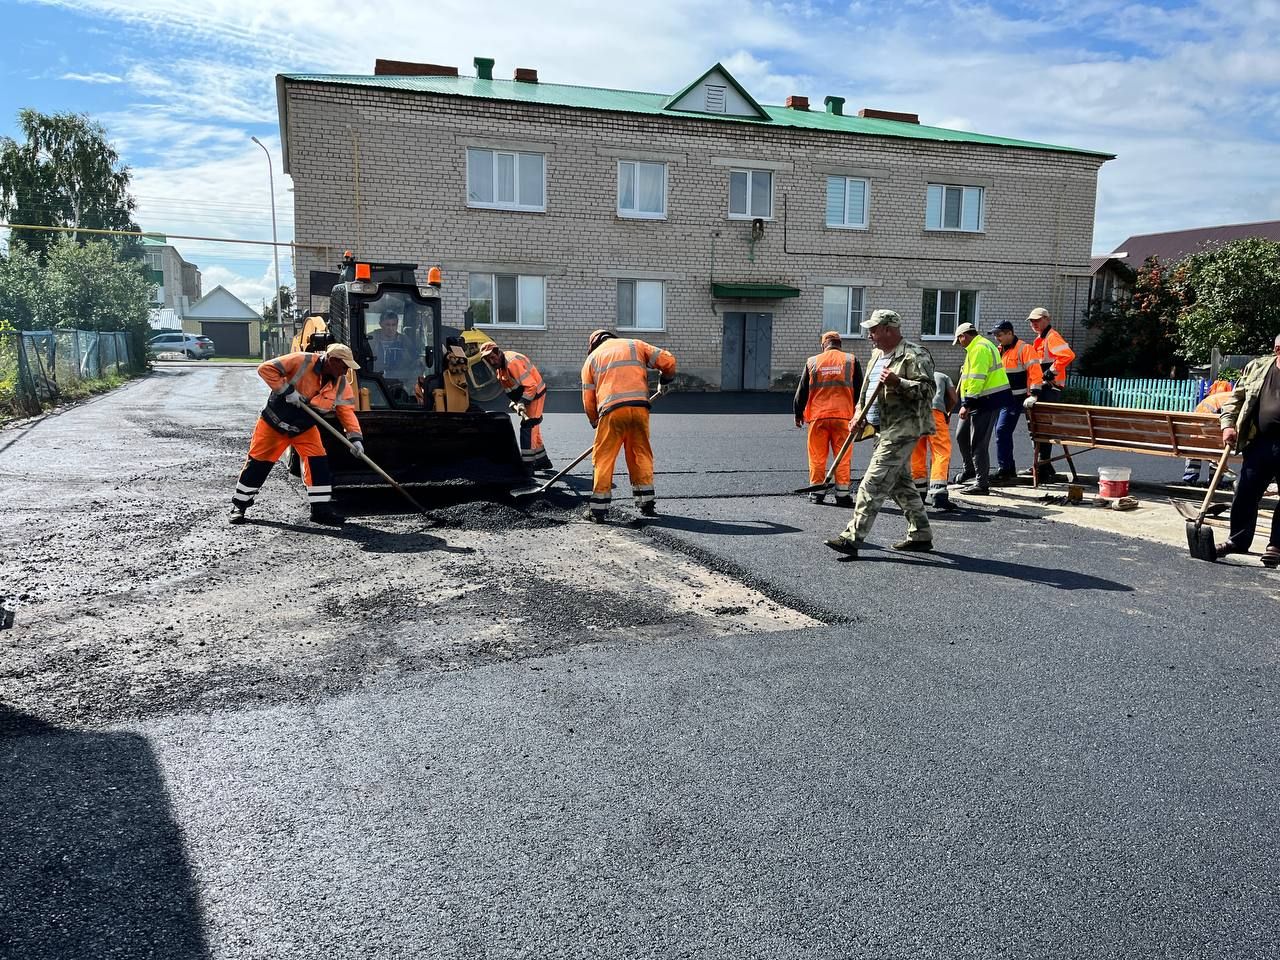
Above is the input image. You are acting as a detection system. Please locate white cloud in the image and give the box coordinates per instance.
[60,70,122,83]
[199,262,277,313]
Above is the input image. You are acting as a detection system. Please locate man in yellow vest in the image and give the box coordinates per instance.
[952,322,1010,495]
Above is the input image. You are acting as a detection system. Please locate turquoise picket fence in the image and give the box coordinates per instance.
[1065,376,1205,412]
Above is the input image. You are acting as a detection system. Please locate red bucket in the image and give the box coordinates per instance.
[1098,466,1130,498]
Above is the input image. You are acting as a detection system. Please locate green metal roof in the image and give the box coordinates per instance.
[280,72,1113,159]
[711,282,801,300]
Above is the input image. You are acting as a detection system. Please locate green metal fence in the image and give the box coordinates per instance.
[1065,375,1204,412]
[0,329,142,417]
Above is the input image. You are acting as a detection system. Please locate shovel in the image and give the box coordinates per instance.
[512,388,662,500]
[794,380,885,495]
[299,403,430,515]
[1169,445,1233,562]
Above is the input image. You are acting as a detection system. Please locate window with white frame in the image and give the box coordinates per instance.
[729,168,773,219]
[826,177,869,229]
[617,161,666,219]
[466,148,545,211]
[921,289,979,339]
[617,280,664,330]
[926,183,983,231]
[822,286,865,336]
[468,273,546,328]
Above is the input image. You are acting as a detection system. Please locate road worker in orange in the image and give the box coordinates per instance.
[1025,306,1076,482]
[581,328,676,522]
[1183,380,1235,486]
[911,370,958,508]
[229,343,364,527]
[794,330,863,506]
[479,340,553,472]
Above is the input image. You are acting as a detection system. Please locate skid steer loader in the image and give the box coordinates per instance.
[287,252,526,496]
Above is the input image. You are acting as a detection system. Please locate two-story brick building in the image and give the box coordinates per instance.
[275,59,1111,389]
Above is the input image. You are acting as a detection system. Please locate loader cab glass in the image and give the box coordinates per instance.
[362,291,431,400]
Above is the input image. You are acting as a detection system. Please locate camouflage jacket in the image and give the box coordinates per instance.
[859,339,937,440]
[1219,355,1279,450]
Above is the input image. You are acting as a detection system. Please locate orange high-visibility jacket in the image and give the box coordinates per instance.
[801,348,861,422]
[259,352,362,437]
[1194,391,1231,416]
[581,338,676,423]
[1030,326,1075,389]
[497,351,547,403]
[1000,338,1043,398]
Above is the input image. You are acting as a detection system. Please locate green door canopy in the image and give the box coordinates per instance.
[711,282,801,300]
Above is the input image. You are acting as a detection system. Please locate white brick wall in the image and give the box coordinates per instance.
[284,81,1106,387]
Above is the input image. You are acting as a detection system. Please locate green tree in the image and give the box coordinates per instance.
[0,109,138,260]
[0,239,45,329]
[261,285,296,328]
[1175,237,1280,364]
[42,237,151,343]
[1080,257,1185,377]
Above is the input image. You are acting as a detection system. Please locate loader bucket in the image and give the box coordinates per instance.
[317,410,526,492]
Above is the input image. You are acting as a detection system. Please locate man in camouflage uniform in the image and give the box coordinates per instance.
[825,309,937,558]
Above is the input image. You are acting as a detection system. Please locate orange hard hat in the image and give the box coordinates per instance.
[587,329,615,354]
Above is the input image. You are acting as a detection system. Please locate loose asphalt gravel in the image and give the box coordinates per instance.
[1,364,1277,960]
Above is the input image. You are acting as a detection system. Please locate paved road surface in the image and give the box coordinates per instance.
[1,366,1276,960]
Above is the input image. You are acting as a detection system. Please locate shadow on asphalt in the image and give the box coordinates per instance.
[0,705,210,959]
[247,518,475,554]
[640,515,802,536]
[837,549,1134,592]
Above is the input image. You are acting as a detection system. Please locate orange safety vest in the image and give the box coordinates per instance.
[1194,391,1231,416]
[581,337,677,422]
[259,352,362,438]
[1030,326,1075,388]
[497,351,546,403]
[1000,339,1043,398]
[803,348,858,421]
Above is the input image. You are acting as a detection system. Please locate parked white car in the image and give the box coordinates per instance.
[149,333,215,359]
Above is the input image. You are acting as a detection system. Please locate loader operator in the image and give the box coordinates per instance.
[581,329,676,522]
[480,340,553,472]
[794,330,863,507]
[229,343,364,527]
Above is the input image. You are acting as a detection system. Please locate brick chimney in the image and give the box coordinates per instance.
[824,96,845,116]
[514,67,539,83]
[785,95,810,111]
[858,107,919,124]
[374,59,458,77]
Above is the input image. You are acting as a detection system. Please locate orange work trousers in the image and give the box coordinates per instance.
[519,393,549,468]
[911,410,952,487]
[807,418,851,496]
[233,419,333,510]
[590,405,654,517]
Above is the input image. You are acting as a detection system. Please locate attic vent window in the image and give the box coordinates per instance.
[705,84,726,113]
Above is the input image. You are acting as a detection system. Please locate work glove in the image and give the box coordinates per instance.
[795,418,804,429]
[282,388,308,407]
[1023,396,1038,412]
[349,440,365,458]
[1044,369,1057,384]
[510,402,528,419]
[657,379,673,396]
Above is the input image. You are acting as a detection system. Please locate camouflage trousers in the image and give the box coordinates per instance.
[842,434,933,544]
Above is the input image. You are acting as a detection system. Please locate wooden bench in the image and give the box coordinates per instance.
[1026,402,1229,487]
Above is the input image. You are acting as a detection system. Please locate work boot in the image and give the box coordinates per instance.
[809,492,826,505]
[583,509,606,524]
[927,488,955,511]
[960,483,990,496]
[892,538,934,552]
[834,495,854,508]
[1262,545,1280,568]
[823,535,864,557]
[1035,465,1063,484]
[228,505,247,525]
[951,470,976,485]
[309,503,345,527]
[988,469,1017,486]
[639,502,657,517]
[1215,541,1244,560]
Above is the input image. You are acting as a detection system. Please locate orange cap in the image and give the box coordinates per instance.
[479,341,500,357]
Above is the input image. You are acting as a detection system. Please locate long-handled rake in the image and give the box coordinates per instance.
[300,403,430,515]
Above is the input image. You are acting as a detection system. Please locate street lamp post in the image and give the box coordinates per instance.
[251,136,282,354]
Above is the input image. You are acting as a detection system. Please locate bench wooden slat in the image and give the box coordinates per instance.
[1028,402,1230,462]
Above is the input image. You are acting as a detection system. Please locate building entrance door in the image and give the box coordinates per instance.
[721,312,773,390]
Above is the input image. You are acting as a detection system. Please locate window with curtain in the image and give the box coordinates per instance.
[617,161,667,218]
[468,273,546,327]
[825,177,869,229]
[617,280,664,330]
[729,168,773,218]
[925,184,983,231]
[466,148,545,211]
[921,288,979,338]
[822,286,866,336]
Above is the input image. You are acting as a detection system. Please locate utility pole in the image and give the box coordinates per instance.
[251,136,283,354]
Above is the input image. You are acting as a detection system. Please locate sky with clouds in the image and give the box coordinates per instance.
[3,0,1279,314]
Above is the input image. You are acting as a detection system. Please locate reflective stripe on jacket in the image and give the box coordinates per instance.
[1030,326,1075,389]
[581,338,676,422]
[258,352,362,438]
[959,335,1011,404]
[497,351,546,403]
[801,348,860,422]
[1000,339,1043,397]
